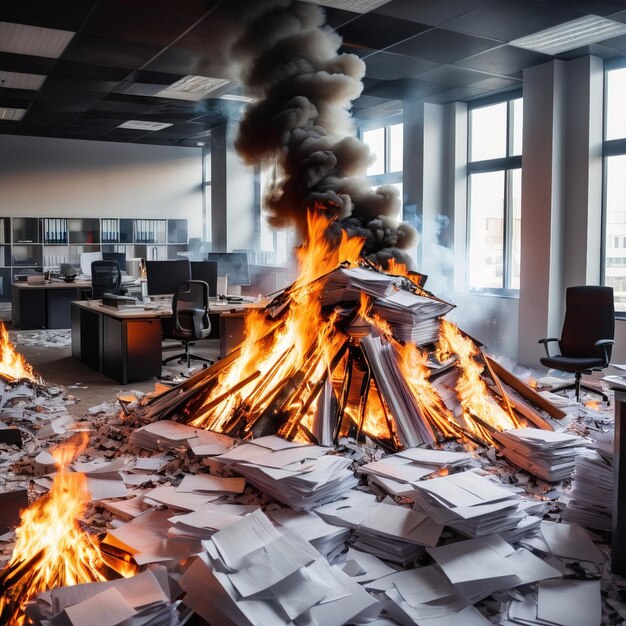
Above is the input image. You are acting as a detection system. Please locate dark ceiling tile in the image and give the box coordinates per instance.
[320,7,360,29]
[415,64,494,86]
[0,94,33,109]
[0,87,38,100]
[51,59,131,82]
[0,0,99,31]
[470,76,523,90]
[81,2,197,47]
[0,52,57,75]
[611,9,626,23]
[39,75,122,94]
[30,96,98,113]
[387,28,501,63]
[352,93,396,108]
[353,107,402,120]
[23,110,79,125]
[444,0,582,41]
[364,77,449,100]
[61,35,163,69]
[425,85,491,103]
[455,45,551,76]
[597,32,626,49]
[106,0,216,19]
[361,51,438,80]
[373,0,494,26]
[337,13,429,50]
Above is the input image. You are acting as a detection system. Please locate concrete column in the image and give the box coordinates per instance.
[210,122,256,253]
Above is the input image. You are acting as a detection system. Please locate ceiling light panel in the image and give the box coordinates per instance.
[0,107,27,121]
[0,70,46,91]
[510,15,626,55]
[118,120,173,131]
[0,22,75,58]
[301,0,392,13]
[156,75,231,101]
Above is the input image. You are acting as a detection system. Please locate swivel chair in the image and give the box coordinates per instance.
[91,259,122,300]
[538,285,615,403]
[162,280,214,369]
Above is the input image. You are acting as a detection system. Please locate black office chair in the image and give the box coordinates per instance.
[91,259,122,299]
[162,280,214,369]
[539,285,615,403]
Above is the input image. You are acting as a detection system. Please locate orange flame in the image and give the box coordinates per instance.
[436,319,522,440]
[0,321,36,382]
[0,433,134,625]
[189,210,363,434]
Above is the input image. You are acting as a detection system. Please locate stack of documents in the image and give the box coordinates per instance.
[179,509,380,626]
[215,436,358,510]
[130,420,234,456]
[28,567,177,626]
[563,451,613,531]
[410,470,528,537]
[168,503,259,540]
[320,267,399,304]
[268,508,350,559]
[351,500,443,565]
[358,447,472,496]
[492,427,588,482]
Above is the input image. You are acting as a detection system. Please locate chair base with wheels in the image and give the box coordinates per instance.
[162,341,214,369]
[546,370,609,404]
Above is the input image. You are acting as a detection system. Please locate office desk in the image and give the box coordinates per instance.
[13,280,91,329]
[71,300,262,384]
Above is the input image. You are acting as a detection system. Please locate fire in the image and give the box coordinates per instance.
[585,399,601,410]
[0,321,36,382]
[0,433,135,625]
[436,319,523,441]
[189,210,363,435]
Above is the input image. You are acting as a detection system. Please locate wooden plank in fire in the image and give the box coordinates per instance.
[484,354,565,423]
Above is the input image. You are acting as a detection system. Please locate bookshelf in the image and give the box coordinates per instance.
[0,216,189,302]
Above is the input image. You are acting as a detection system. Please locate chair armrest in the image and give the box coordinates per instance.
[538,337,559,357]
[595,338,615,367]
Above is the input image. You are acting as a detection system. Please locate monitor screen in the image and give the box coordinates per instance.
[103,252,127,271]
[79,251,103,276]
[145,260,191,295]
[191,261,218,297]
[206,252,250,286]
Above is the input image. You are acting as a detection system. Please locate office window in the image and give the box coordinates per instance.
[259,164,293,266]
[361,120,404,222]
[604,65,626,313]
[467,97,522,293]
[202,146,211,243]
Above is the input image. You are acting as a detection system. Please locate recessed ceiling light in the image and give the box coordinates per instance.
[0,107,27,121]
[510,15,626,55]
[300,0,392,13]
[0,22,75,58]
[156,75,231,101]
[0,71,46,91]
[118,120,173,131]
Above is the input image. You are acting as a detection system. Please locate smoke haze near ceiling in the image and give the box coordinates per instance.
[230,0,417,267]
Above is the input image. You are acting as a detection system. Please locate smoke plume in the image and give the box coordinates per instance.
[231,0,417,267]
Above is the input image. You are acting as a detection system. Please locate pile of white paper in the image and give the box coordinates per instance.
[215,435,358,510]
[492,427,588,482]
[168,502,259,540]
[563,450,612,531]
[27,567,179,626]
[179,509,380,626]
[358,446,472,496]
[410,470,533,537]
[130,420,234,456]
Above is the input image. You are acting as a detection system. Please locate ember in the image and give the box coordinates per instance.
[0,433,136,626]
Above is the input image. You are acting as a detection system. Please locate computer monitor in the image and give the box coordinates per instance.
[79,251,103,276]
[103,251,127,271]
[206,252,250,286]
[145,259,191,295]
[190,261,218,297]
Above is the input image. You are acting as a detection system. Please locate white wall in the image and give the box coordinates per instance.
[0,134,203,238]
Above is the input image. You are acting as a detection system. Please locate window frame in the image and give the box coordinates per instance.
[602,60,626,318]
[359,114,404,188]
[466,91,522,297]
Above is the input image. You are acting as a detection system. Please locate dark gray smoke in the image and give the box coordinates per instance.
[231,0,417,268]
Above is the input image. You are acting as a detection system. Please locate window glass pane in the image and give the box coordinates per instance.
[470,102,507,162]
[364,127,385,175]
[259,167,275,258]
[509,169,522,289]
[468,170,505,289]
[606,68,626,141]
[204,150,211,182]
[510,98,523,156]
[204,184,212,243]
[389,123,403,172]
[605,154,626,312]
